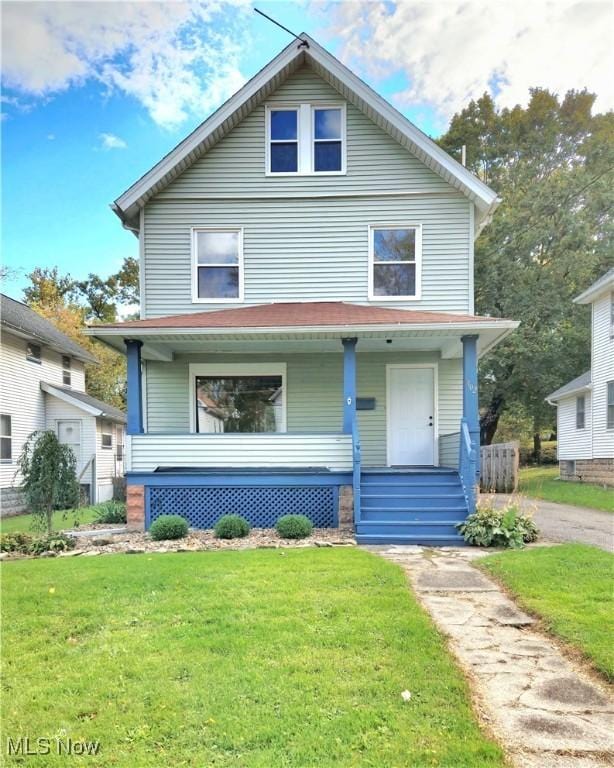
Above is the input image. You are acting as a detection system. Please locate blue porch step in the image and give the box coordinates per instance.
[355,468,468,546]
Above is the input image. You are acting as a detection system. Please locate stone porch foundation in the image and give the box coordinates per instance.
[338,485,354,530]
[560,458,614,487]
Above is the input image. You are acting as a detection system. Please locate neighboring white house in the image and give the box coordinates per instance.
[0,295,126,514]
[547,268,614,486]
[87,34,519,544]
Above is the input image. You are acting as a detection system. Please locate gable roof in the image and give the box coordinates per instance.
[1,294,97,364]
[113,34,499,231]
[546,370,591,402]
[574,268,614,305]
[41,383,126,423]
[91,301,510,331]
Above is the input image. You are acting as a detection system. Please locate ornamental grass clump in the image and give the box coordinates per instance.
[94,501,127,525]
[214,514,251,539]
[275,514,313,539]
[457,503,538,549]
[149,515,189,541]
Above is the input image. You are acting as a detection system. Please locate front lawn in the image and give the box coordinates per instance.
[0,505,101,534]
[519,467,614,512]
[480,544,614,680]
[2,549,504,767]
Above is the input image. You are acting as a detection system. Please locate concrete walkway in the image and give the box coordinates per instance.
[371,545,614,768]
[488,495,614,553]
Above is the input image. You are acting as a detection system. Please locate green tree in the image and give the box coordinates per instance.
[439,89,614,457]
[17,431,80,534]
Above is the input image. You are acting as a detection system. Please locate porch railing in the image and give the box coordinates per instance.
[351,422,361,524]
[458,418,478,514]
[126,432,353,473]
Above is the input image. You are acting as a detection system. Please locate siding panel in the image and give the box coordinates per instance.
[591,293,614,458]
[557,394,592,460]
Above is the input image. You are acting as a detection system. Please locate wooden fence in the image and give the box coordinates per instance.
[480,441,519,493]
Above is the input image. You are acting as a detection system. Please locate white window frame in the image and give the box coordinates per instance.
[188,363,287,434]
[101,421,113,450]
[191,227,244,304]
[575,395,586,430]
[265,102,346,176]
[607,381,614,431]
[62,355,71,387]
[368,224,423,302]
[0,413,12,464]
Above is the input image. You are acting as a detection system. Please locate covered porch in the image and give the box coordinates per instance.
[88,302,516,541]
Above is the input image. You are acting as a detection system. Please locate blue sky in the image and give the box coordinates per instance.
[2,1,611,301]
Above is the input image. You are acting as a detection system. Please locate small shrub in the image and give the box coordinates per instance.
[0,532,34,553]
[30,533,76,555]
[276,514,313,539]
[149,515,189,541]
[94,501,127,525]
[457,503,539,548]
[214,514,250,539]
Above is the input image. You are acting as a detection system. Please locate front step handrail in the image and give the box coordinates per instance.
[459,418,478,513]
[352,422,361,525]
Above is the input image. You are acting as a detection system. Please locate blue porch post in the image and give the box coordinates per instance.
[125,339,144,435]
[342,338,357,433]
[461,334,480,507]
[342,337,360,525]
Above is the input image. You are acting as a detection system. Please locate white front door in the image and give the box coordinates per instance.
[58,420,81,468]
[387,366,436,466]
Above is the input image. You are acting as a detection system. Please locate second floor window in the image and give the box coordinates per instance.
[267,104,345,174]
[62,355,71,386]
[26,342,41,363]
[192,229,243,302]
[576,395,585,429]
[369,226,422,300]
[101,422,113,449]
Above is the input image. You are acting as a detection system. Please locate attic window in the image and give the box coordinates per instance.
[62,355,71,386]
[26,343,41,364]
[266,103,345,175]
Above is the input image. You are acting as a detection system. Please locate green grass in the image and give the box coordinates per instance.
[0,505,101,534]
[1,549,505,767]
[518,467,614,512]
[480,544,614,680]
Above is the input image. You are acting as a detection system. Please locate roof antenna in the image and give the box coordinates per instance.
[254,8,309,48]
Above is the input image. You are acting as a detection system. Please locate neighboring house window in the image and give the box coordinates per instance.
[266,103,345,174]
[608,381,614,430]
[576,395,585,429]
[115,425,124,460]
[192,229,243,302]
[610,293,614,336]
[369,226,422,300]
[101,422,113,449]
[0,415,11,463]
[62,355,71,386]
[26,342,41,363]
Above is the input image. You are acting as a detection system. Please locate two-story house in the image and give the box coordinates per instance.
[547,268,614,486]
[0,295,126,514]
[88,35,517,544]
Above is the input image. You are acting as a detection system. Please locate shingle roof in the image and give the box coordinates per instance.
[42,383,126,422]
[547,371,591,402]
[95,301,506,331]
[1,294,97,363]
[574,268,614,304]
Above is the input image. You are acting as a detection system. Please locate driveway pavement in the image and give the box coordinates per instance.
[488,495,614,553]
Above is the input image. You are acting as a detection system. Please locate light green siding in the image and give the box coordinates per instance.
[142,64,472,318]
[144,352,462,467]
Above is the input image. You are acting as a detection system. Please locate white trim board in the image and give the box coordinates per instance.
[385,363,439,467]
[188,362,287,433]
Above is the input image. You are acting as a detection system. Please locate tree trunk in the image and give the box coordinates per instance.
[533,425,542,465]
[480,393,505,445]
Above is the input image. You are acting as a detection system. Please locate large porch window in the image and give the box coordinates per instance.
[190,364,286,433]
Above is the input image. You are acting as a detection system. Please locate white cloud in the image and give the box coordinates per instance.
[315,0,613,121]
[99,132,127,149]
[1,1,251,128]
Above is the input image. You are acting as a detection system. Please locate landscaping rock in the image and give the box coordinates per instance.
[92,537,114,546]
[125,548,145,555]
[0,553,8,561]
[81,550,100,557]
[39,551,57,558]
[57,550,81,558]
